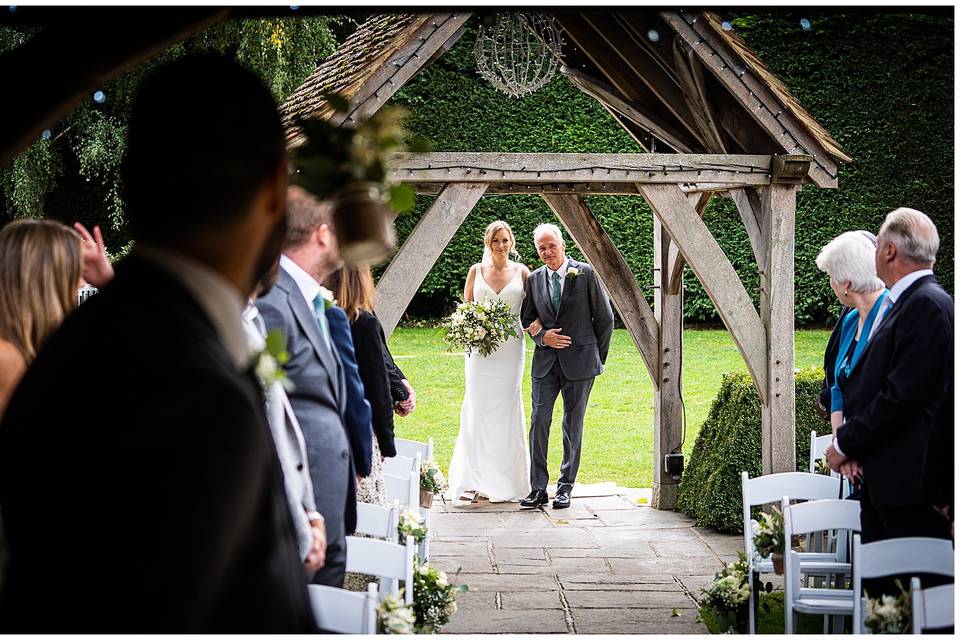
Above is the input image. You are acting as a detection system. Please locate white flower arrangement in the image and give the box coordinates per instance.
[420,457,447,493]
[252,329,292,392]
[699,552,751,633]
[864,581,910,634]
[398,509,428,544]
[377,593,416,634]
[566,266,580,279]
[442,297,519,357]
[407,558,467,633]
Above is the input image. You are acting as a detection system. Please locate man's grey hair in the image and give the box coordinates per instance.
[533,223,564,245]
[878,207,939,265]
[815,231,885,293]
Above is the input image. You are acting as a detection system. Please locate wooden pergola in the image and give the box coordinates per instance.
[281,11,851,509]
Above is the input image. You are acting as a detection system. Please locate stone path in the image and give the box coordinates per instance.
[429,483,742,634]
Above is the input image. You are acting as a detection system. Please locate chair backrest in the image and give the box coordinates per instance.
[346,535,416,604]
[383,453,417,477]
[741,472,841,562]
[383,459,419,509]
[782,497,861,538]
[308,583,378,634]
[852,535,955,632]
[911,577,955,633]
[809,432,833,473]
[356,501,399,542]
[395,437,433,461]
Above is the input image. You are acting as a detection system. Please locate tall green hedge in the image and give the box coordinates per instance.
[675,368,831,533]
[386,11,953,324]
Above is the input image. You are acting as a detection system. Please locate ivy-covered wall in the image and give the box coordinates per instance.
[387,10,953,325]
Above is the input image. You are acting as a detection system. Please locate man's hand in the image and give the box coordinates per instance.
[395,379,416,416]
[304,513,327,574]
[543,328,572,349]
[524,318,543,337]
[824,444,847,472]
[839,459,862,482]
[74,222,114,288]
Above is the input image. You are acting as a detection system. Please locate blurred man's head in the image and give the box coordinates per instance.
[283,186,341,283]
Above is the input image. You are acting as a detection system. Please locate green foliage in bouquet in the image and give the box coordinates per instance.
[420,457,447,494]
[289,95,429,213]
[408,558,466,634]
[443,298,519,358]
[752,506,784,559]
[398,509,428,544]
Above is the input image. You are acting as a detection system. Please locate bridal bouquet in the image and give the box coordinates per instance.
[443,298,519,357]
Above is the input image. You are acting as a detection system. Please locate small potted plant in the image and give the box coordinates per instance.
[863,581,911,634]
[406,558,467,633]
[753,507,786,574]
[420,457,446,508]
[698,552,752,633]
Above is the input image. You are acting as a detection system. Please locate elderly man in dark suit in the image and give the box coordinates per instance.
[0,56,315,632]
[826,208,953,546]
[257,186,361,588]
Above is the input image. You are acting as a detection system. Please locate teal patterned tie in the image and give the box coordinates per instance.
[312,294,333,352]
[551,271,562,311]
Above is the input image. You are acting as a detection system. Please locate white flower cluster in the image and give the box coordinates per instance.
[409,558,466,633]
[699,552,751,631]
[420,457,447,493]
[398,509,428,544]
[864,589,910,634]
[443,297,519,358]
[377,594,416,634]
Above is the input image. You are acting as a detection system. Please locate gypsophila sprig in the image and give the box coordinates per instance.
[443,297,519,358]
[699,551,751,633]
[864,581,911,634]
[752,506,785,559]
[253,329,292,392]
[406,557,467,634]
[398,509,428,544]
[377,593,416,634]
[420,457,447,493]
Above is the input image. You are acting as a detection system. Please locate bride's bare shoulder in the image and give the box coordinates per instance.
[517,263,531,283]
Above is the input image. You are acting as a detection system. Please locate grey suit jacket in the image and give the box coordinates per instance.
[521,259,614,381]
[257,268,357,542]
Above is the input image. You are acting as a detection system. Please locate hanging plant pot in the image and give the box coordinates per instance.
[332,182,396,264]
[772,552,784,575]
[420,489,434,509]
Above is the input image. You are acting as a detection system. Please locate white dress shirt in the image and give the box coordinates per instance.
[280,254,321,309]
[546,257,571,300]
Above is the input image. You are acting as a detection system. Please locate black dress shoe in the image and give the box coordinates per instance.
[520,489,548,508]
[553,486,572,509]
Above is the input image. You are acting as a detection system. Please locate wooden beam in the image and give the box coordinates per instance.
[542,194,660,385]
[639,183,767,401]
[374,183,487,337]
[389,152,774,186]
[0,8,227,165]
[561,66,694,153]
[666,191,712,294]
[729,187,767,273]
[660,11,839,188]
[672,38,727,153]
[771,155,813,184]
[652,215,683,509]
[408,182,642,196]
[760,184,798,474]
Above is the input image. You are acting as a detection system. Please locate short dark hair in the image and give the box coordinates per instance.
[121,54,286,244]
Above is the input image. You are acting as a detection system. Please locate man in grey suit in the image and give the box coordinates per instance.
[520,223,614,509]
[257,186,355,587]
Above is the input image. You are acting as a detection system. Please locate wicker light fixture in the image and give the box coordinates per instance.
[474,13,564,99]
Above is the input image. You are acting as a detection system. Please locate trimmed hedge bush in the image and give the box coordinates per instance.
[676,368,831,533]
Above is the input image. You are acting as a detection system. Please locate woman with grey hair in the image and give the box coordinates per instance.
[816,231,889,451]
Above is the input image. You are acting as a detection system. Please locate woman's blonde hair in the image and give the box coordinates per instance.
[325,264,375,322]
[483,220,519,260]
[0,219,82,363]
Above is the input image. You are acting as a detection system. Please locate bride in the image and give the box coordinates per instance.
[448,221,536,505]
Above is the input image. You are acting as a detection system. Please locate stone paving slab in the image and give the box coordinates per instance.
[572,608,705,634]
[564,589,697,610]
[500,590,566,610]
[443,609,570,634]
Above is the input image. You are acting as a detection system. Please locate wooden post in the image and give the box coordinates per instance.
[760,184,798,474]
[652,217,684,509]
[374,183,487,337]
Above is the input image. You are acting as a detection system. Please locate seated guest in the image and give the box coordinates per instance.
[0,55,315,631]
[814,230,887,485]
[0,220,84,418]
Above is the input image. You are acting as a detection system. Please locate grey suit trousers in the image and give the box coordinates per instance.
[529,360,595,491]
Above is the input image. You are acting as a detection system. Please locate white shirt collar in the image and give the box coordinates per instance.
[280,254,321,309]
[136,245,249,370]
[888,269,934,304]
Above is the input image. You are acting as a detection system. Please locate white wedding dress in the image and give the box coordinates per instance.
[448,266,531,502]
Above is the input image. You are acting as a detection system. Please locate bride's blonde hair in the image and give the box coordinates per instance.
[482,220,519,263]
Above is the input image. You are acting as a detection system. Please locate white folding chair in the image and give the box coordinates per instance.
[346,534,417,605]
[395,437,433,461]
[852,536,954,633]
[384,471,418,510]
[809,431,833,473]
[911,577,954,633]
[741,471,842,633]
[356,500,400,542]
[782,497,860,633]
[308,583,378,634]
[382,452,418,477]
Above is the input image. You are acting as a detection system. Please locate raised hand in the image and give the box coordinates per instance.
[74,222,115,288]
[543,328,572,349]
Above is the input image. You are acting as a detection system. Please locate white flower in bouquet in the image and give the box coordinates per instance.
[378,594,416,634]
[420,457,447,493]
[864,583,910,634]
[398,509,428,543]
[442,297,520,358]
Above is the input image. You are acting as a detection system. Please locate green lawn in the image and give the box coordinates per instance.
[387,328,830,488]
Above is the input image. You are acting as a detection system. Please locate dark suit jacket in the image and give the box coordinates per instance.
[257,268,357,539]
[325,306,373,477]
[521,259,614,381]
[836,274,954,507]
[351,310,397,457]
[0,255,315,632]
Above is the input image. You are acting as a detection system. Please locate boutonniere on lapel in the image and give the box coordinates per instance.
[253,329,293,392]
[565,266,580,280]
[318,286,337,310]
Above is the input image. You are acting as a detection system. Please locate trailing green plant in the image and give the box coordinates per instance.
[676,368,831,533]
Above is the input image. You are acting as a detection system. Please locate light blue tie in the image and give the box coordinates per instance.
[551,271,562,311]
[312,294,333,352]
